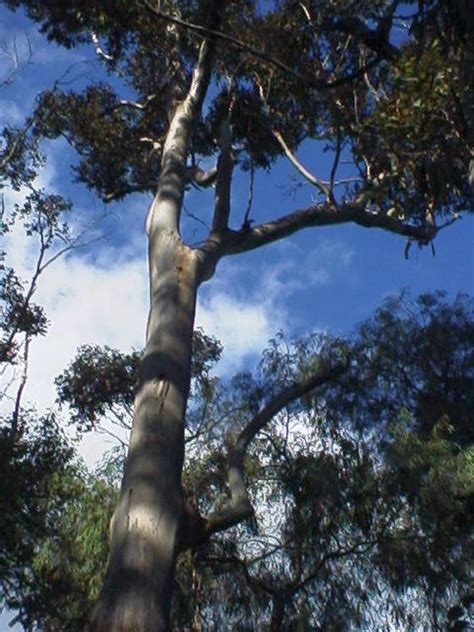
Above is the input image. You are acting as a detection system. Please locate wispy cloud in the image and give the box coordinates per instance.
[196,291,277,373]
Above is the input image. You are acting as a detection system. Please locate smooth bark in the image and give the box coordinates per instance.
[90,235,200,631]
[90,4,226,627]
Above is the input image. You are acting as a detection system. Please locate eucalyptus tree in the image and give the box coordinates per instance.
[2,0,473,629]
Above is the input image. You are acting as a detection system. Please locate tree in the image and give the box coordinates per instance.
[11,290,473,631]
[0,47,107,629]
[1,1,473,629]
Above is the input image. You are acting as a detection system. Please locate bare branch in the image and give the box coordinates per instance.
[212,202,436,257]
[0,34,33,89]
[271,128,330,198]
[243,158,254,226]
[11,334,31,439]
[182,201,210,230]
[91,31,114,62]
[113,94,157,111]
[255,82,333,201]
[196,197,436,283]
[329,127,342,199]
[187,164,218,188]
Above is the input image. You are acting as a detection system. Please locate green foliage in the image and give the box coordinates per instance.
[56,344,140,430]
[0,123,43,190]
[0,414,76,626]
[353,37,471,218]
[322,291,474,446]
[56,328,222,432]
[2,291,473,629]
[0,268,47,362]
[22,474,116,631]
[169,292,474,630]
[3,0,472,219]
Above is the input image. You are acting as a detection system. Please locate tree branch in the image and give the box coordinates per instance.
[213,202,436,257]
[90,31,114,62]
[11,334,31,439]
[202,360,348,538]
[255,81,329,199]
[113,94,157,111]
[212,113,234,231]
[196,198,436,283]
[271,128,330,199]
[187,164,218,188]
[146,1,225,237]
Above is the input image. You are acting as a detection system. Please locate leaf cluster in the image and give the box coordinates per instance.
[6,0,471,222]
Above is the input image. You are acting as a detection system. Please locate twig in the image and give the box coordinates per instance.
[91,31,114,62]
[183,201,210,230]
[243,158,254,226]
[329,128,342,200]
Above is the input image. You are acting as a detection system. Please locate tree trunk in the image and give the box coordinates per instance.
[90,10,221,626]
[90,232,200,631]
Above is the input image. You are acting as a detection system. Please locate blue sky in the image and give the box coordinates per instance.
[1,5,473,450]
[0,4,473,630]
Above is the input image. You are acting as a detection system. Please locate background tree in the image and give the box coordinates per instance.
[0,117,81,631]
[0,49,110,629]
[1,0,473,629]
[17,290,466,632]
[162,291,474,631]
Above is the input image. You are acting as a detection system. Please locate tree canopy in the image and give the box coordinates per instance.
[3,0,473,225]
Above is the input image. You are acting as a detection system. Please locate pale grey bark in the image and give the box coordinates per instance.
[90,236,199,631]
[196,199,436,281]
[90,10,222,630]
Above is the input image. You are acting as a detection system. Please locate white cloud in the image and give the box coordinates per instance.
[2,186,149,466]
[30,250,148,391]
[196,291,278,373]
[0,98,24,125]
[194,236,355,364]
